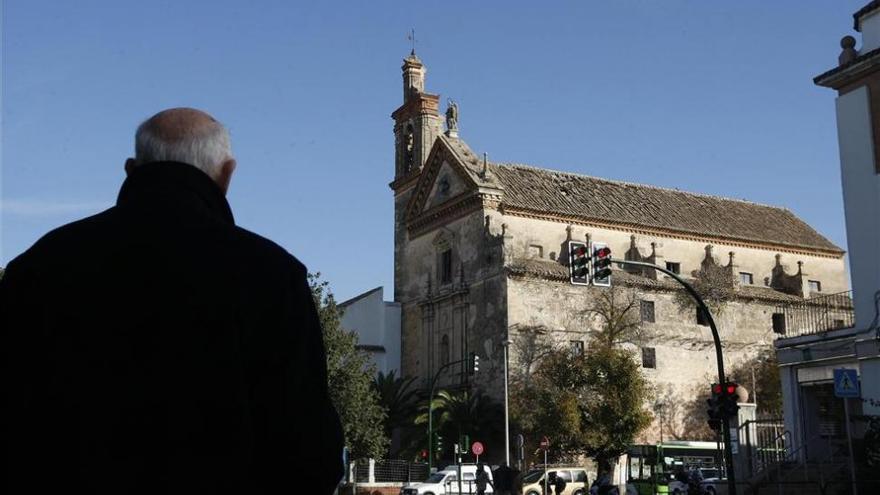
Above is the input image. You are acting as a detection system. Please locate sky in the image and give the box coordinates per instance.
[1,0,867,302]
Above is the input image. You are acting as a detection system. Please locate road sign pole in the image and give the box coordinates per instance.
[844,397,858,495]
[544,449,548,495]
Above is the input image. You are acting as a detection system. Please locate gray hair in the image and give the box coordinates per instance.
[134,117,233,179]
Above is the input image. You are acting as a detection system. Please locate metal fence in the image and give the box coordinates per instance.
[351,459,429,483]
[774,290,855,338]
[740,419,787,478]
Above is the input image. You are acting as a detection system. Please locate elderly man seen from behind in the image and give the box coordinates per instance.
[1,108,344,494]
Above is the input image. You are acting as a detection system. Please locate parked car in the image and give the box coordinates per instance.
[521,467,590,495]
[400,465,494,495]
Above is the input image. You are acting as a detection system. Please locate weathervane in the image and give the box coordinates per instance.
[407,28,417,55]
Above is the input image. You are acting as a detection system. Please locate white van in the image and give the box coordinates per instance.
[400,464,494,495]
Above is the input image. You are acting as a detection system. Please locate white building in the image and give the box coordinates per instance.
[339,286,402,376]
[773,0,880,474]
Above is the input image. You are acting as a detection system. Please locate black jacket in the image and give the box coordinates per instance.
[1,162,344,494]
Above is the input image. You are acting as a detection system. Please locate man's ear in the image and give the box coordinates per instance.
[217,158,236,194]
[124,158,137,176]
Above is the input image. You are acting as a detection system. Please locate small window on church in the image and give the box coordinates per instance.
[739,272,754,285]
[665,262,680,275]
[528,244,543,259]
[440,249,453,285]
[640,300,655,323]
[809,280,822,294]
[641,347,656,369]
[697,307,709,326]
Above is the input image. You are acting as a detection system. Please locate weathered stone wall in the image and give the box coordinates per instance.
[498,214,848,296]
[397,208,509,394]
[506,274,781,441]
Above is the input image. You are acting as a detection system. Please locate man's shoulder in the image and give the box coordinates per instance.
[230,225,307,274]
[9,208,116,269]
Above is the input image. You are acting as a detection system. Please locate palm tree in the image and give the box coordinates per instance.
[372,370,420,456]
[415,389,504,462]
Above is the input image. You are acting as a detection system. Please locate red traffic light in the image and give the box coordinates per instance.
[594,247,611,258]
[712,383,722,395]
[420,449,428,459]
[573,246,588,256]
[725,382,738,396]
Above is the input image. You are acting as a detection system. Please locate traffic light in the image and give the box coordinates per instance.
[568,241,590,285]
[591,242,612,287]
[721,382,740,418]
[469,352,480,374]
[707,382,740,432]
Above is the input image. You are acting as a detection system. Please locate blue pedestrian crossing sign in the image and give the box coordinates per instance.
[834,368,860,398]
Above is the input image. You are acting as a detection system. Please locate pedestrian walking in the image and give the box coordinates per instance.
[554,472,567,495]
[1,108,344,494]
[476,462,494,495]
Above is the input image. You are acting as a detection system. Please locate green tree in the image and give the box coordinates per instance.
[372,370,420,457]
[513,345,652,470]
[310,273,388,459]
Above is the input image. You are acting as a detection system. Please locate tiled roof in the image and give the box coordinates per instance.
[491,163,842,254]
[506,257,804,303]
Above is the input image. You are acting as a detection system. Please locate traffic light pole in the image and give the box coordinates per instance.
[427,358,468,472]
[609,259,738,495]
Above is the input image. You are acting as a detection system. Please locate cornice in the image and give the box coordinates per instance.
[390,170,422,192]
[501,206,845,259]
[408,194,483,238]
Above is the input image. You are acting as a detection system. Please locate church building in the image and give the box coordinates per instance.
[389,51,849,439]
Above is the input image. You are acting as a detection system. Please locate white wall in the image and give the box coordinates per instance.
[835,86,880,329]
[340,287,402,375]
[861,11,880,53]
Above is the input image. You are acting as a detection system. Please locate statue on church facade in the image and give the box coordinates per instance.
[445,99,459,136]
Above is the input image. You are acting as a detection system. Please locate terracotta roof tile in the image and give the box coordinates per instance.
[491,163,842,254]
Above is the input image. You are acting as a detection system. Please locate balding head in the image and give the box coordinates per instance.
[126,107,236,193]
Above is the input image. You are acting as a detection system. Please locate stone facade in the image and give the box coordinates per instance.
[389,54,849,440]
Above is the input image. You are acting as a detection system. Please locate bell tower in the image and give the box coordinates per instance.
[391,52,443,182]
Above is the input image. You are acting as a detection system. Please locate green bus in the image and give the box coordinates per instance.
[626,441,722,495]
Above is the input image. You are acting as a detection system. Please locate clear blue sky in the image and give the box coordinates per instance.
[1,0,865,301]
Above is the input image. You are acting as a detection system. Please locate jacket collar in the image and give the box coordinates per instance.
[116,161,235,225]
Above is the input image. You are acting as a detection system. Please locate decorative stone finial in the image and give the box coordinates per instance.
[728,251,735,265]
[797,261,803,274]
[482,152,488,177]
[566,224,573,241]
[840,35,858,66]
[502,223,508,236]
[651,242,657,256]
[585,232,592,245]
[630,234,637,247]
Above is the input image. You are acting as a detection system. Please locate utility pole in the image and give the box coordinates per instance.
[611,258,738,495]
[503,337,512,466]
